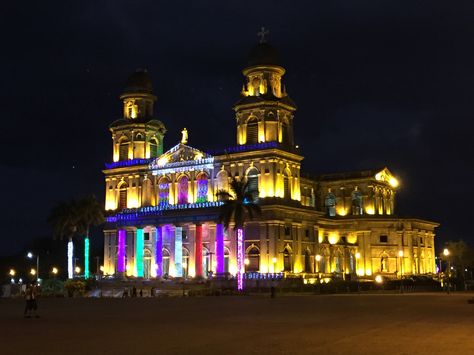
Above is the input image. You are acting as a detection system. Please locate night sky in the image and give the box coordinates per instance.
[1,1,473,256]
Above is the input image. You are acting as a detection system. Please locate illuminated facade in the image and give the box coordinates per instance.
[103,42,438,281]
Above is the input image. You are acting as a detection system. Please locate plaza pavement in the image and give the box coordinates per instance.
[1,293,473,355]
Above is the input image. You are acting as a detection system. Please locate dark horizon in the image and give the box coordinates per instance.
[1,1,473,256]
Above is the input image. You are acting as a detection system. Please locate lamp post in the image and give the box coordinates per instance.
[272,257,277,273]
[398,250,404,293]
[443,248,450,294]
[27,252,39,282]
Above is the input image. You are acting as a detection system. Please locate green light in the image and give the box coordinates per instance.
[136,229,144,277]
[84,237,90,279]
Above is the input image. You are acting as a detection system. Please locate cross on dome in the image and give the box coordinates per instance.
[257,27,269,43]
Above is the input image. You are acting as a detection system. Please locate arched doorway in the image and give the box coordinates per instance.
[283,247,292,272]
[224,247,230,273]
[143,249,152,279]
[202,247,210,277]
[162,249,170,277]
[182,248,189,277]
[304,249,312,273]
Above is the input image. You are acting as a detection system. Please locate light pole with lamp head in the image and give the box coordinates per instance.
[398,250,404,293]
[27,252,39,283]
[443,248,450,294]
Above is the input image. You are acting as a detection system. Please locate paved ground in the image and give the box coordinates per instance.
[1,293,473,355]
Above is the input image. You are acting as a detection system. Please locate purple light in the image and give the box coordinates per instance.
[105,158,154,169]
[155,227,163,277]
[215,224,224,274]
[117,230,126,273]
[237,228,244,291]
[178,176,189,204]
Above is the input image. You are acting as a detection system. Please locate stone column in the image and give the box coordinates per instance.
[174,226,183,277]
[117,229,126,274]
[155,226,163,277]
[215,223,225,274]
[135,228,144,277]
[195,224,203,277]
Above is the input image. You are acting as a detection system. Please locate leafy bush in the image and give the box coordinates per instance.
[63,280,86,297]
[41,278,64,296]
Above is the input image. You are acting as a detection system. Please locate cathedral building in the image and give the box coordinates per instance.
[102,40,438,282]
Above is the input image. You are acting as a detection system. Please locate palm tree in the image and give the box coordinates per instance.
[76,195,104,279]
[48,199,79,279]
[216,177,261,290]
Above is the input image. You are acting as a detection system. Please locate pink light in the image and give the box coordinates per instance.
[237,228,244,291]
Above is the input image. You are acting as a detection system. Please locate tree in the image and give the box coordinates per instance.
[443,240,474,281]
[76,195,104,279]
[216,177,261,290]
[47,199,78,279]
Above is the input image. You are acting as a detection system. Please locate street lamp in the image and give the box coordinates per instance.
[52,267,58,276]
[398,250,404,293]
[75,266,81,275]
[443,248,451,294]
[9,269,16,277]
[315,254,321,273]
[27,252,39,282]
[398,250,404,276]
[30,268,36,276]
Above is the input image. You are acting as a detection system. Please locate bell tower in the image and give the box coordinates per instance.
[109,69,166,162]
[234,30,297,149]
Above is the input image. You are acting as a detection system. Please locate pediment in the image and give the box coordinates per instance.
[374,167,399,188]
[149,143,213,172]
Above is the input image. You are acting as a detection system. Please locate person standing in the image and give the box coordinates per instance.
[24,284,39,318]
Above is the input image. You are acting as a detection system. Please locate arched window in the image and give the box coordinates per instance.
[119,140,129,161]
[246,117,258,144]
[283,247,292,272]
[141,178,153,207]
[246,167,259,202]
[216,170,229,196]
[283,169,291,199]
[118,182,128,210]
[158,177,170,206]
[162,249,170,277]
[246,246,260,272]
[196,174,208,203]
[282,121,289,145]
[149,138,159,157]
[182,248,189,278]
[178,176,189,204]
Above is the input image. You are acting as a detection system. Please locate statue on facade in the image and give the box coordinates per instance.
[351,186,363,215]
[324,188,336,217]
[181,128,188,144]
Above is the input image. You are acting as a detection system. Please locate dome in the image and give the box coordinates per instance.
[123,69,153,95]
[246,42,281,67]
